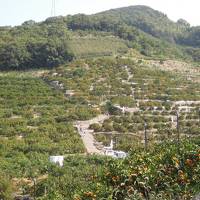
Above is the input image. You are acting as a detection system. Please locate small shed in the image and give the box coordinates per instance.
[65,90,75,97]
[104,149,127,159]
[49,156,64,167]
[52,72,58,77]
[51,81,59,86]
[114,151,127,159]
[104,140,127,158]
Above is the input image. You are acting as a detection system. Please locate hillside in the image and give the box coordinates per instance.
[0,5,200,199]
[94,5,188,42]
[68,36,128,58]
[66,5,200,61]
[1,5,200,70]
[0,57,199,199]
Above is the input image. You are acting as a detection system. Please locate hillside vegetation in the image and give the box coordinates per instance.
[0,5,200,200]
[68,36,128,58]
[75,140,200,200]
[94,6,189,42]
[0,57,199,199]
[0,21,73,70]
[1,5,200,70]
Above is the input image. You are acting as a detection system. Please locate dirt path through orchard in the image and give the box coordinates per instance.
[75,114,110,155]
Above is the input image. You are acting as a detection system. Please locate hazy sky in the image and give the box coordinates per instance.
[0,0,200,26]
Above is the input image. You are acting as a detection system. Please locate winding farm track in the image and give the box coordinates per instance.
[74,114,110,155]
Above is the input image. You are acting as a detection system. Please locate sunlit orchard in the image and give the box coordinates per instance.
[44,58,200,151]
[0,57,199,199]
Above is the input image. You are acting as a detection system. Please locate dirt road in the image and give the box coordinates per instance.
[75,114,109,155]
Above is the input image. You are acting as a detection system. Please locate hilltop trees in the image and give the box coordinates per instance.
[0,21,74,70]
[2,5,200,70]
[0,42,30,70]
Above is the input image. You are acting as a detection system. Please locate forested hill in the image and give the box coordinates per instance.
[94,5,189,43]
[1,5,200,70]
[67,5,197,47]
[95,5,200,48]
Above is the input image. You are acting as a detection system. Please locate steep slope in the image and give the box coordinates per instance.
[66,5,200,61]
[1,5,200,70]
[0,21,74,70]
[94,5,189,43]
[92,5,200,49]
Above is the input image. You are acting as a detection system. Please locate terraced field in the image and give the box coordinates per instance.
[44,58,200,151]
[0,74,86,178]
[0,57,199,199]
[68,36,128,58]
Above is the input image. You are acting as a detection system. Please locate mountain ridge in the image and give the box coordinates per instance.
[0,5,200,70]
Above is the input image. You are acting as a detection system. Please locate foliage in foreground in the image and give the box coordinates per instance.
[0,173,13,200]
[14,140,200,200]
[74,140,200,200]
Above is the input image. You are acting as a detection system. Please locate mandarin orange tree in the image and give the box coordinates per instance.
[76,140,200,200]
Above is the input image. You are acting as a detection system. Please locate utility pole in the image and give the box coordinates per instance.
[198,108,200,123]
[176,111,180,142]
[176,111,180,154]
[144,121,148,151]
[33,178,36,200]
[51,0,56,17]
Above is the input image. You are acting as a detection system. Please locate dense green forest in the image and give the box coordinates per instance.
[2,5,200,70]
[0,20,73,70]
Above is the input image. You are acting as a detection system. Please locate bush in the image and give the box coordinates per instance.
[89,123,102,132]
[0,173,13,200]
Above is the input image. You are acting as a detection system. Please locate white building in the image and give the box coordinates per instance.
[50,81,64,89]
[51,81,59,86]
[52,72,58,76]
[113,151,127,158]
[104,140,127,159]
[49,156,64,167]
[113,104,125,114]
[65,90,75,97]
[105,149,127,158]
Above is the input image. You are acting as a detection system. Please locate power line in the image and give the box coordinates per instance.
[51,0,56,17]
